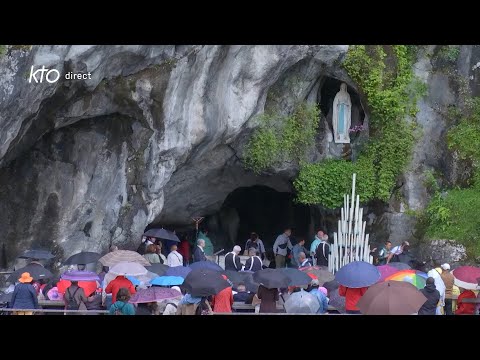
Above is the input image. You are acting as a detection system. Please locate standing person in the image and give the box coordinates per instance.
[338,285,368,314]
[211,276,234,313]
[198,229,214,257]
[224,246,243,271]
[310,230,324,266]
[144,244,161,264]
[167,244,183,267]
[273,228,293,269]
[455,287,476,315]
[244,248,263,272]
[137,236,153,255]
[440,263,455,315]
[64,280,89,313]
[376,241,392,266]
[177,235,191,266]
[308,279,329,314]
[9,272,39,315]
[244,233,266,259]
[291,238,308,268]
[105,275,136,304]
[315,235,331,267]
[154,240,167,264]
[418,277,441,315]
[193,239,207,263]
[386,241,409,264]
[257,284,279,313]
[427,267,446,315]
[109,288,136,315]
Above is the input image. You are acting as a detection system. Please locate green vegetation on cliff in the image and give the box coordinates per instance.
[424,97,480,257]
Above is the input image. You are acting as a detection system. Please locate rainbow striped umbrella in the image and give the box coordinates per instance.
[384,269,428,290]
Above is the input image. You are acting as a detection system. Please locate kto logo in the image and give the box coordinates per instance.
[28,65,60,83]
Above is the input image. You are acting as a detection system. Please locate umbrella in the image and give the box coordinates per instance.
[356,281,427,315]
[281,268,313,286]
[57,279,98,297]
[18,249,54,260]
[143,228,180,242]
[183,268,231,297]
[224,270,254,287]
[129,286,182,304]
[377,265,400,282]
[165,266,191,278]
[145,263,169,276]
[108,262,148,277]
[384,270,428,290]
[63,251,101,265]
[451,266,480,290]
[7,263,53,283]
[127,276,141,286]
[0,293,12,304]
[386,262,411,270]
[328,288,346,314]
[98,250,150,267]
[322,280,340,293]
[61,270,100,282]
[335,261,381,288]
[284,289,320,314]
[189,260,224,273]
[252,268,290,289]
[299,266,334,285]
[244,278,260,293]
[150,276,184,286]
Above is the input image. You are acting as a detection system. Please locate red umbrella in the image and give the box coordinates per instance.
[452,266,480,290]
[57,279,98,297]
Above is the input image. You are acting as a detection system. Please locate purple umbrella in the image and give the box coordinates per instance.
[61,270,100,282]
[129,287,182,304]
[335,261,380,288]
[165,266,191,278]
[377,265,399,283]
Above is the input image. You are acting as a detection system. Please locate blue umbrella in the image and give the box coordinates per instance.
[150,276,184,286]
[127,276,141,286]
[189,260,224,273]
[335,261,381,288]
[165,266,191,278]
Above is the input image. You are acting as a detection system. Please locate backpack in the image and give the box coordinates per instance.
[113,302,126,315]
[65,287,80,310]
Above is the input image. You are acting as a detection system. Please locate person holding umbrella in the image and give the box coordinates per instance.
[105,275,136,305]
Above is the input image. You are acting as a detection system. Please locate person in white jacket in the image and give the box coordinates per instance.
[427,267,446,315]
[167,244,184,267]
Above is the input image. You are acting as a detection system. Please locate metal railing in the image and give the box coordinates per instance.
[1,308,109,314]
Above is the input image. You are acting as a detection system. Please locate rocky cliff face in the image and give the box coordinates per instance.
[0,45,349,264]
[1,44,478,267]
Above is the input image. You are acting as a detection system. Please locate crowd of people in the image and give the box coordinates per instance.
[4,226,480,315]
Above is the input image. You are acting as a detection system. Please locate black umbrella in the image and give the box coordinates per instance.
[387,262,411,270]
[0,293,12,304]
[7,263,53,283]
[183,269,231,297]
[323,280,340,293]
[225,270,254,287]
[252,268,290,289]
[145,263,169,276]
[63,251,101,265]
[244,277,260,293]
[143,228,180,242]
[281,268,313,286]
[18,249,54,260]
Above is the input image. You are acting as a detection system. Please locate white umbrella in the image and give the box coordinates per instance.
[108,262,148,277]
[284,289,320,314]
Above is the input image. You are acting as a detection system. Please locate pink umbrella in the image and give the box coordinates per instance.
[377,265,400,283]
[452,266,480,290]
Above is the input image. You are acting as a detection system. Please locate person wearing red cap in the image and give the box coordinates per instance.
[211,275,233,313]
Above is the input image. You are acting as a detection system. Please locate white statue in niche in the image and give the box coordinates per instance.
[332,83,352,144]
